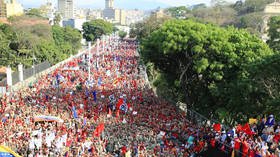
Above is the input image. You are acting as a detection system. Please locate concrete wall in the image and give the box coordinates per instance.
[8,45,94,94]
[264,2,280,14]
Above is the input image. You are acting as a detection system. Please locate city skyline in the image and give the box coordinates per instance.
[17,0,238,10]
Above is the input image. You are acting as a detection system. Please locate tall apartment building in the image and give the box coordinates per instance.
[103,0,115,20]
[119,9,126,25]
[0,0,23,18]
[58,0,75,19]
[103,0,126,25]
[105,0,114,9]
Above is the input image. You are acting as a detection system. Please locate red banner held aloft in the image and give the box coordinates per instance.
[213,123,221,132]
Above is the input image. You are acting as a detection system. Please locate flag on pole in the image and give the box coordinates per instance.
[72,106,78,119]
[85,89,89,97]
[92,91,97,102]
[56,74,65,85]
[109,94,115,102]
[93,123,105,137]
[98,77,102,86]
[98,104,103,112]
[242,123,253,135]
[64,151,69,157]
[83,117,87,126]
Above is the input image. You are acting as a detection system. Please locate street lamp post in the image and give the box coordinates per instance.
[32,54,36,76]
[102,35,105,53]
[97,39,100,57]
[88,42,91,81]
[96,39,100,70]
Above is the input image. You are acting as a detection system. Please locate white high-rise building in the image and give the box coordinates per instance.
[0,0,24,18]
[105,0,114,9]
[58,0,75,19]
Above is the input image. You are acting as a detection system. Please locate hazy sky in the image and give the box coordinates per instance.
[17,0,237,10]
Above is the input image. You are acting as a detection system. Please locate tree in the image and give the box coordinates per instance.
[52,25,82,56]
[190,3,207,10]
[235,12,264,36]
[166,6,191,19]
[191,5,237,26]
[233,0,274,15]
[267,16,280,52]
[224,53,280,121]
[54,13,62,25]
[0,17,82,69]
[0,30,16,67]
[129,15,171,40]
[26,8,43,17]
[82,19,113,42]
[118,31,127,40]
[141,19,274,123]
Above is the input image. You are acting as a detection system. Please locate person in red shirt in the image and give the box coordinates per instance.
[121,145,127,156]
[249,149,255,157]
[234,137,241,157]
[242,138,249,157]
[210,138,216,148]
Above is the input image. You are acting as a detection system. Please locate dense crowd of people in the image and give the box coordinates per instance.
[0,37,279,157]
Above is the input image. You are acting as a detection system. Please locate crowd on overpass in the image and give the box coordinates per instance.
[0,38,279,157]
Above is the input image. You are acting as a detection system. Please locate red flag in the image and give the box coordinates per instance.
[236,124,242,133]
[242,123,253,135]
[213,123,221,132]
[93,123,105,137]
[116,98,124,109]
[93,129,100,137]
[99,123,105,132]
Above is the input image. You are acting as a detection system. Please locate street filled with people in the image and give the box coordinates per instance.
[0,37,279,157]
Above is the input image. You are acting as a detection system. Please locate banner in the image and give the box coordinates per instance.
[0,145,21,157]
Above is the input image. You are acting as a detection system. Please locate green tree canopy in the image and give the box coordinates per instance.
[82,19,113,42]
[233,0,274,15]
[141,19,275,124]
[118,30,127,40]
[129,15,171,40]
[53,13,62,25]
[235,53,280,119]
[267,16,280,52]
[26,8,44,18]
[0,17,82,69]
[166,6,191,19]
